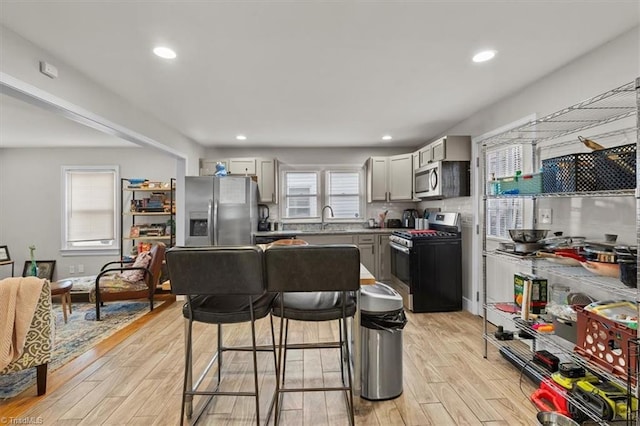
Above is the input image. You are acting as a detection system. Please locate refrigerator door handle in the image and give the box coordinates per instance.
[213,199,219,245]
[207,199,214,245]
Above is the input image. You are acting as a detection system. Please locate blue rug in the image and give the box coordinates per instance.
[0,300,159,399]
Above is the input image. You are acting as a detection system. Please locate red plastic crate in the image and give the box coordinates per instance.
[574,305,637,384]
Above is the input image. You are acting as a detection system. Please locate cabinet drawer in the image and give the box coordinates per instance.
[357,235,375,244]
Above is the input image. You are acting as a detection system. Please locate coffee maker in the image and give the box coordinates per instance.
[258,204,270,231]
[402,209,419,228]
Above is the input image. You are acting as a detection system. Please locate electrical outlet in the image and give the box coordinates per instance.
[78,264,84,273]
[540,208,553,225]
[69,265,75,274]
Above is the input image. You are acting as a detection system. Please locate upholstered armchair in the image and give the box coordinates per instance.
[91,242,166,321]
[0,278,54,396]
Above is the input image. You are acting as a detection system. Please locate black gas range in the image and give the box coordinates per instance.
[388,212,462,313]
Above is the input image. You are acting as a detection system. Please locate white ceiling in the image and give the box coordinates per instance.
[0,1,638,149]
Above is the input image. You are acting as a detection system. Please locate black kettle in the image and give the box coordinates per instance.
[402,209,419,228]
[258,204,270,231]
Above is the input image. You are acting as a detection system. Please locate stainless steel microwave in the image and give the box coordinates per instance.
[414,163,437,198]
[414,161,470,199]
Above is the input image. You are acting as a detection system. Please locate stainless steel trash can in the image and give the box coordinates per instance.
[360,282,407,400]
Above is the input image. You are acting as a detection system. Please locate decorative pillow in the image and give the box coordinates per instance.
[120,250,152,283]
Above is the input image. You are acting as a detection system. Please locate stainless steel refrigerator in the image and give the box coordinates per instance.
[184,176,257,246]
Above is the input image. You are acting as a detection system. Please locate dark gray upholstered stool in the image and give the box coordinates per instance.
[265,244,360,426]
[166,246,277,426]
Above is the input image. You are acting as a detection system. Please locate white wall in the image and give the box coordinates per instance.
[420,26,639,313]
[0,147,177,280]
[0,25,204,173]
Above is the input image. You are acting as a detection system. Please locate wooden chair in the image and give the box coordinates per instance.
[91,242,165,321]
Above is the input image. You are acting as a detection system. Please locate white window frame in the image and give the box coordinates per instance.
[61,165,120,256]
[280,165,365,222]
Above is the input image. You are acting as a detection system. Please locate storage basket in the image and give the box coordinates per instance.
[593,143,636,190]
[542,153,597,193]
[490,172,542,195]
[574,305,637,384]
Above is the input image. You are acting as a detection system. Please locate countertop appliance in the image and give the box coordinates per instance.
[414,161,470,199]
[185,176,257,246]
[388,212,462,313]
[402,209,419,228]
[258,204,270,231]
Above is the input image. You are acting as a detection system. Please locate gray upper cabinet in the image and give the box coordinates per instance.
[418,135,471,167]
[228,158,256,175]
[200,157,278,203]
[367,154,413,202]
[256,158,278,203]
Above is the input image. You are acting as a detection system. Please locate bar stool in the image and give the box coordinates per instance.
[264,244,360,426]
[166,245,277,425]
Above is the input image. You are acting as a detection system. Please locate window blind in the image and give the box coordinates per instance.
[65,169,116,245]
[284,172,318,218]
[327,171,360,218]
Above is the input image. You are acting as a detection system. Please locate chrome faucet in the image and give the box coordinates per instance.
[321,205,334,230]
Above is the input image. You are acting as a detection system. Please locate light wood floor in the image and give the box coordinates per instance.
[2,301,539,425]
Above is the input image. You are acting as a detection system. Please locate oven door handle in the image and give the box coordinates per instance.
[389,241,411,255]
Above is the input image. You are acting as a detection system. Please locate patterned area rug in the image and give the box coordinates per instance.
[0,300,160,399]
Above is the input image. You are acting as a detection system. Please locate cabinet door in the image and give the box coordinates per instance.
[377,234,391,281]
[418,146,431,167]
[228,158,256,175]
[200,159,227,176]
[368,157,388,202]
[257,158,277,203]
[358,243,376,276]
[388,154,413,201]
[431,138,446,162]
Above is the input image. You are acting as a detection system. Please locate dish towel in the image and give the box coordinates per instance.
[0,277,45,371]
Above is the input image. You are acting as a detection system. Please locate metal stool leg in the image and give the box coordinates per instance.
[217,323,223,385]
[274,296,286,426]
[282,319,290,385]
[341,294,355,426]
[182,317,194,425]
[249,300,260,426]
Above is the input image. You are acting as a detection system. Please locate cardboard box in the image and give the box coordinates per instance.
[514,272,548,314]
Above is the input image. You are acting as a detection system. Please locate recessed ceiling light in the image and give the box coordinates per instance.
[153,46,177,59]
[382,135,393,141]
[472,50,496,63]
[236,135,247,141]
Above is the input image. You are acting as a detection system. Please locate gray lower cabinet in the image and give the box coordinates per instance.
[357,235,376,278]
[377,235,391,282]
[300,233,379,278]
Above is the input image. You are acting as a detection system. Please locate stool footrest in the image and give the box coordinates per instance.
[284,342,342,350]
[279,386,350,393]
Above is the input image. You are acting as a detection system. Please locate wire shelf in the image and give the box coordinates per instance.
[484,330,631,425]
[484,251,637,300]
[481,81,636,148]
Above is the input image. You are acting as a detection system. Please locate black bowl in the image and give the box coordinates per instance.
[509,229,549,243]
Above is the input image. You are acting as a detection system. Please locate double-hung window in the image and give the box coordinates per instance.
[282,167,363,220]
[486,145,524,238]
[62,166,119,254]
